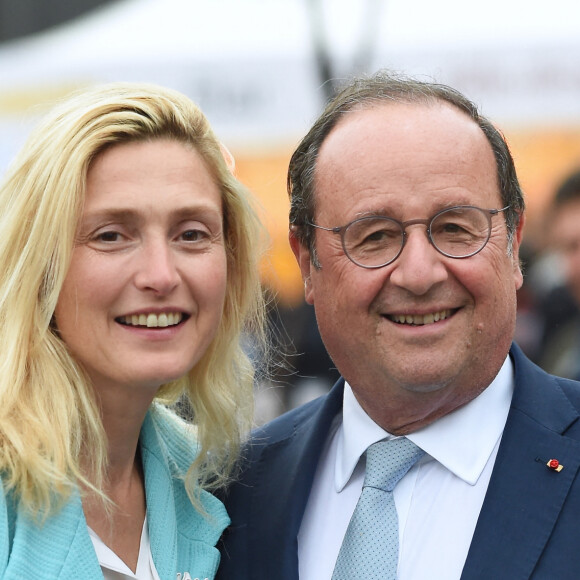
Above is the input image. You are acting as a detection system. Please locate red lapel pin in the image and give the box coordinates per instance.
[547,459,564,472]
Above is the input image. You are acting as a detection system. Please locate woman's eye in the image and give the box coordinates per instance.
[181,229,209,242]
[96,230,122,242]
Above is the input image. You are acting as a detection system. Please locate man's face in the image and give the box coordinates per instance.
[551,198,580,304]
[291,102,524,433]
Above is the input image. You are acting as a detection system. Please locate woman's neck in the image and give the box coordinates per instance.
[82,381,155,573]
[84,451,147,574]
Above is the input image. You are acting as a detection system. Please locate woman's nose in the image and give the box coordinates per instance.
[133,242,181,295]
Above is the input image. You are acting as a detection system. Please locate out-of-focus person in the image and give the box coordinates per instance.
[537,170,580,380]
[0,83,266,579]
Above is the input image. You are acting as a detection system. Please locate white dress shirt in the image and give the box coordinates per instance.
[89,517,161,580]
[298,356,514,580]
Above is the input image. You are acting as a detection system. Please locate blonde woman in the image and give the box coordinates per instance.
[0,83,266,579]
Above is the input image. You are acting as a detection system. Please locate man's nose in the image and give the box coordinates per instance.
[388,226,448,295]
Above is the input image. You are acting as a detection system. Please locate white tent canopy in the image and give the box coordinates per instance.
[1,0,580,172]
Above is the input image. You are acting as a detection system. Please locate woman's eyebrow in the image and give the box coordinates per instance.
[79,208,140,228]
[81,205,223,226]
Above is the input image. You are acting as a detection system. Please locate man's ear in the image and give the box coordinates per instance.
[512,211,526,291]
[289,226,315,305]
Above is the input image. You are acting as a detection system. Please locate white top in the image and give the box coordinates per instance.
[298,355,514,580]
[89,517,161,580]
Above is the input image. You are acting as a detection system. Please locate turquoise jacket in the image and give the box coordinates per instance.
[0,405,230,579]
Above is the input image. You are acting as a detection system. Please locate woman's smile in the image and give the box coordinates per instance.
[116,311,188,328]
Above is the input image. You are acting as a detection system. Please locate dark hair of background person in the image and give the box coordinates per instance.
[552,169,580,206]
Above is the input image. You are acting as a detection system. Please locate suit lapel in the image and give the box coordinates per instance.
[245,381,344,579]
[461,345,580,579]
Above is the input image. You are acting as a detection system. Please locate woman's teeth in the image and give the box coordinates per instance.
[390,309,451,326]
[118,312,183,328]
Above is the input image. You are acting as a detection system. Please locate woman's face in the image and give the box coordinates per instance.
[54,139,228,400]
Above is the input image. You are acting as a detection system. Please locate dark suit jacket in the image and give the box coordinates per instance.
[217,344,580,579]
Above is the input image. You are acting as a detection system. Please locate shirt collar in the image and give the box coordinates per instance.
[336,355,514,491]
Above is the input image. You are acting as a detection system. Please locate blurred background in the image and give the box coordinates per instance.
[2,0,580,422]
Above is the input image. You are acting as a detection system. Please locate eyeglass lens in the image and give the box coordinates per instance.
[344,206,492,267]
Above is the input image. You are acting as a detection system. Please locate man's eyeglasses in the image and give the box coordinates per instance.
[306,205,510,269]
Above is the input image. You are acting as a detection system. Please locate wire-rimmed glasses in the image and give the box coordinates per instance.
[306,205,510,269]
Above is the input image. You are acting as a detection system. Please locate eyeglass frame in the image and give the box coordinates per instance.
[304,205,511,269]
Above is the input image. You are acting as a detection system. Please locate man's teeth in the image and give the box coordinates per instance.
[119,312,183,328]
[390,309,451,326]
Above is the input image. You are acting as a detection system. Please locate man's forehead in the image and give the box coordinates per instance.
[311,100,502,219]
[315,101,490,180]
[318,101,484,163]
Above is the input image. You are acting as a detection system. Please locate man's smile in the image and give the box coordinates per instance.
[386,308,455,326]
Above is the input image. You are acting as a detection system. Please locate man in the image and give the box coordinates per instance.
[217,72,580,579]
[537,170,580,380]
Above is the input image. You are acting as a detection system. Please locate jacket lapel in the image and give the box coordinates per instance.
[241,381,344,580]
[4,492,102,579]
[141,417,179,580]
[461,345,580,579]
[142,409,228,580]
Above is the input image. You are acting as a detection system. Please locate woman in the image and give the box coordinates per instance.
[0,83,266,579]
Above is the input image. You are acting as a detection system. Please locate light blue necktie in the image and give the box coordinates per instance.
[332,437,425,580]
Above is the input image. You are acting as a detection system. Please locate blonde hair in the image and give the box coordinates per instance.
[0,83,266,517]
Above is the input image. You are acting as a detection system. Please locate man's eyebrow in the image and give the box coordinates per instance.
[354,208,392,219]
[353,200,478,220]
